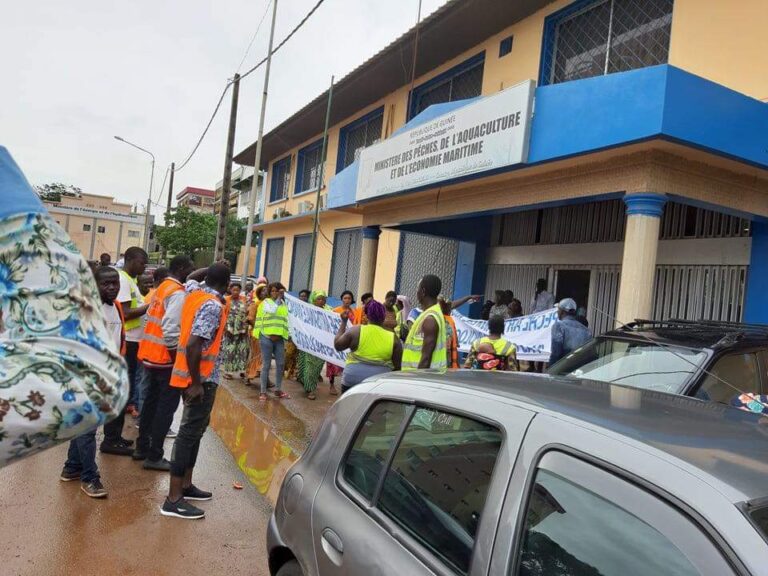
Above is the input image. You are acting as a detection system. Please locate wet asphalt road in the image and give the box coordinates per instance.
[0,374,336,576]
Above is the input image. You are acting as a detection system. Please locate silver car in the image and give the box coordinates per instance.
[267,371,768,575]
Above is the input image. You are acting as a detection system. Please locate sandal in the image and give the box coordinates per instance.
[274,390,290,399]
[259,393,267,402]
[307,392,316,400]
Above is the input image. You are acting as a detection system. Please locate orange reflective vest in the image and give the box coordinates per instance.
[138,278,184,368]
[170,291,228,389]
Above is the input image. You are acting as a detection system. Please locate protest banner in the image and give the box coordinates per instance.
[284,292,557,367]
[284,294,347,368]
[451,307,558,362]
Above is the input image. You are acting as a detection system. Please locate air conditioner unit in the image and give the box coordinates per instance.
[297,200,314,214]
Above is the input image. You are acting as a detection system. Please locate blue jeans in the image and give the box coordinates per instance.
[64,429,99,483]
[136,363,150,412]
[259,335,285,394]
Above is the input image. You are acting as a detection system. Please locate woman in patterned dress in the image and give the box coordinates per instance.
[222,283,250,379]
[297,290,332,400]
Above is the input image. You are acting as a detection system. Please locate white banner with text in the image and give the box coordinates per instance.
[284,293,556,367]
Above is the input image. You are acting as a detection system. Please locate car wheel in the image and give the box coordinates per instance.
[276,559,302,576]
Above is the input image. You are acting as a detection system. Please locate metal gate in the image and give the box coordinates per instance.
[396,232,458,304]
[289,234,312,292]
[264,238,285,283]
[328,228,362,298]
[653,265,747,323]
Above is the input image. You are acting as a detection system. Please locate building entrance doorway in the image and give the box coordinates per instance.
[555,269,591,316]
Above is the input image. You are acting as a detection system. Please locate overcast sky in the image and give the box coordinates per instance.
[2,0,449,215]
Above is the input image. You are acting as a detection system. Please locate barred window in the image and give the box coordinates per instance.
[409,53,485,120]
[337,108,384,172]
[269,156,291,203]
[542,0,674,86]
[295,140,324,194]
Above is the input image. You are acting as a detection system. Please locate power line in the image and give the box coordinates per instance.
[237,0,273,73]
[172,0,327,174]
[240,0,327,81]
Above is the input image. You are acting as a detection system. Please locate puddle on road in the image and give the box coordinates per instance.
[210,385,302,506]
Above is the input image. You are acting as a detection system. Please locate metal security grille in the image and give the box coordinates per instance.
[329,229,362,298]
[289,234,312,292]
[545,0,673,85]
[341,113,383,169]
[660,203,752,239]
[264,238,285,283]
[412,60,484,117]
[653,265,747,322]
[396,232,458,304]
[270,157,291,202]
[297,145,322,193]
[493,200,749,247]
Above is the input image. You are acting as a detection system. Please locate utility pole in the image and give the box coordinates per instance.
[307,76,334,287]
[215,73,241,261]
[241,0,278,288]
[166,161,175,213]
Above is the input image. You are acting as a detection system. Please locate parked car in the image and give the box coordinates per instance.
[267,371,768,575]
[548,319,768,405]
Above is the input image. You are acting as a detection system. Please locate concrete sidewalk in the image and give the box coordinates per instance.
[0,375,336,576]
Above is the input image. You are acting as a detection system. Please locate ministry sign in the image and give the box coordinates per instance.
[356,80,535,202]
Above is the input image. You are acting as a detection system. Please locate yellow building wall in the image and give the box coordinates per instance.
[257,211,363,293]
[373,229,400,298]
[669,0,768,102]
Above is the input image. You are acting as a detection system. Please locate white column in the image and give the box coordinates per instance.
[358,226,381,297]
[615,193,666,325]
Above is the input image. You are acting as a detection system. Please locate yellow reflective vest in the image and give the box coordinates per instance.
[254,298,289,339]
[402,303,447,371]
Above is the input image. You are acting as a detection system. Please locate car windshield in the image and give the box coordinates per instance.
[548,337,708,394]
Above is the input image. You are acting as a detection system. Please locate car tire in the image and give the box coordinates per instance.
[276,559,302,576]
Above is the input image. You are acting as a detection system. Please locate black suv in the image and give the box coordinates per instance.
[548,319,768,404]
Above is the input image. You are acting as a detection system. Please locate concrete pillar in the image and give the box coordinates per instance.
[358,226,381,297]
[615,193,666,325]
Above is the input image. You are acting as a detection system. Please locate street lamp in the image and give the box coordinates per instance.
[114,135,155,252]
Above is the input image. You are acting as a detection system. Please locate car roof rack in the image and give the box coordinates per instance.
[620,318,768,342]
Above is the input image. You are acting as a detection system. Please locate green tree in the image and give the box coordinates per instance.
[34,183,82,203]
[155,206,251,261]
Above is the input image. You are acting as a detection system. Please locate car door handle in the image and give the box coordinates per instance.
[321,527,344,566]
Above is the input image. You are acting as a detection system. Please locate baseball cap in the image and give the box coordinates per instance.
[557,298,578,312]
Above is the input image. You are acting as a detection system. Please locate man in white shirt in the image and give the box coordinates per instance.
[530,278,555,314]
[103,247,148,455]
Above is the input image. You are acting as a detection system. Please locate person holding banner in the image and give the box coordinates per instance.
[464,315,518,371]
[334,299,402,393]
[297,290,333,400]
[254,282,291,402]
[402,275,448,372]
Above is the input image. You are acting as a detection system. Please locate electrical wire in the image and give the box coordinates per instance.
[237,0,273,73]
[172,0,327,174]
[239,0,327,81]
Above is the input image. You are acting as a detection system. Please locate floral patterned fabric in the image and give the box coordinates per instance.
[0,212,127,466]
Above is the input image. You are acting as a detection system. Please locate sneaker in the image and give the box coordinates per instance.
[166,428,177,439]
[117,437,134,448]
[132,449,148,461]
[100,441,133,456]
[81,479,108,498]
[143,458,171,472]
[60,468,81,482]
[183,484,213,501]
[160,497,205,520]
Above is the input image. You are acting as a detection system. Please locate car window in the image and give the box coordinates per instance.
[549,338,707,394]
[343,401,410,500]
[695,352,760,404]
[377,407,502,575]
[516,470,701,576]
